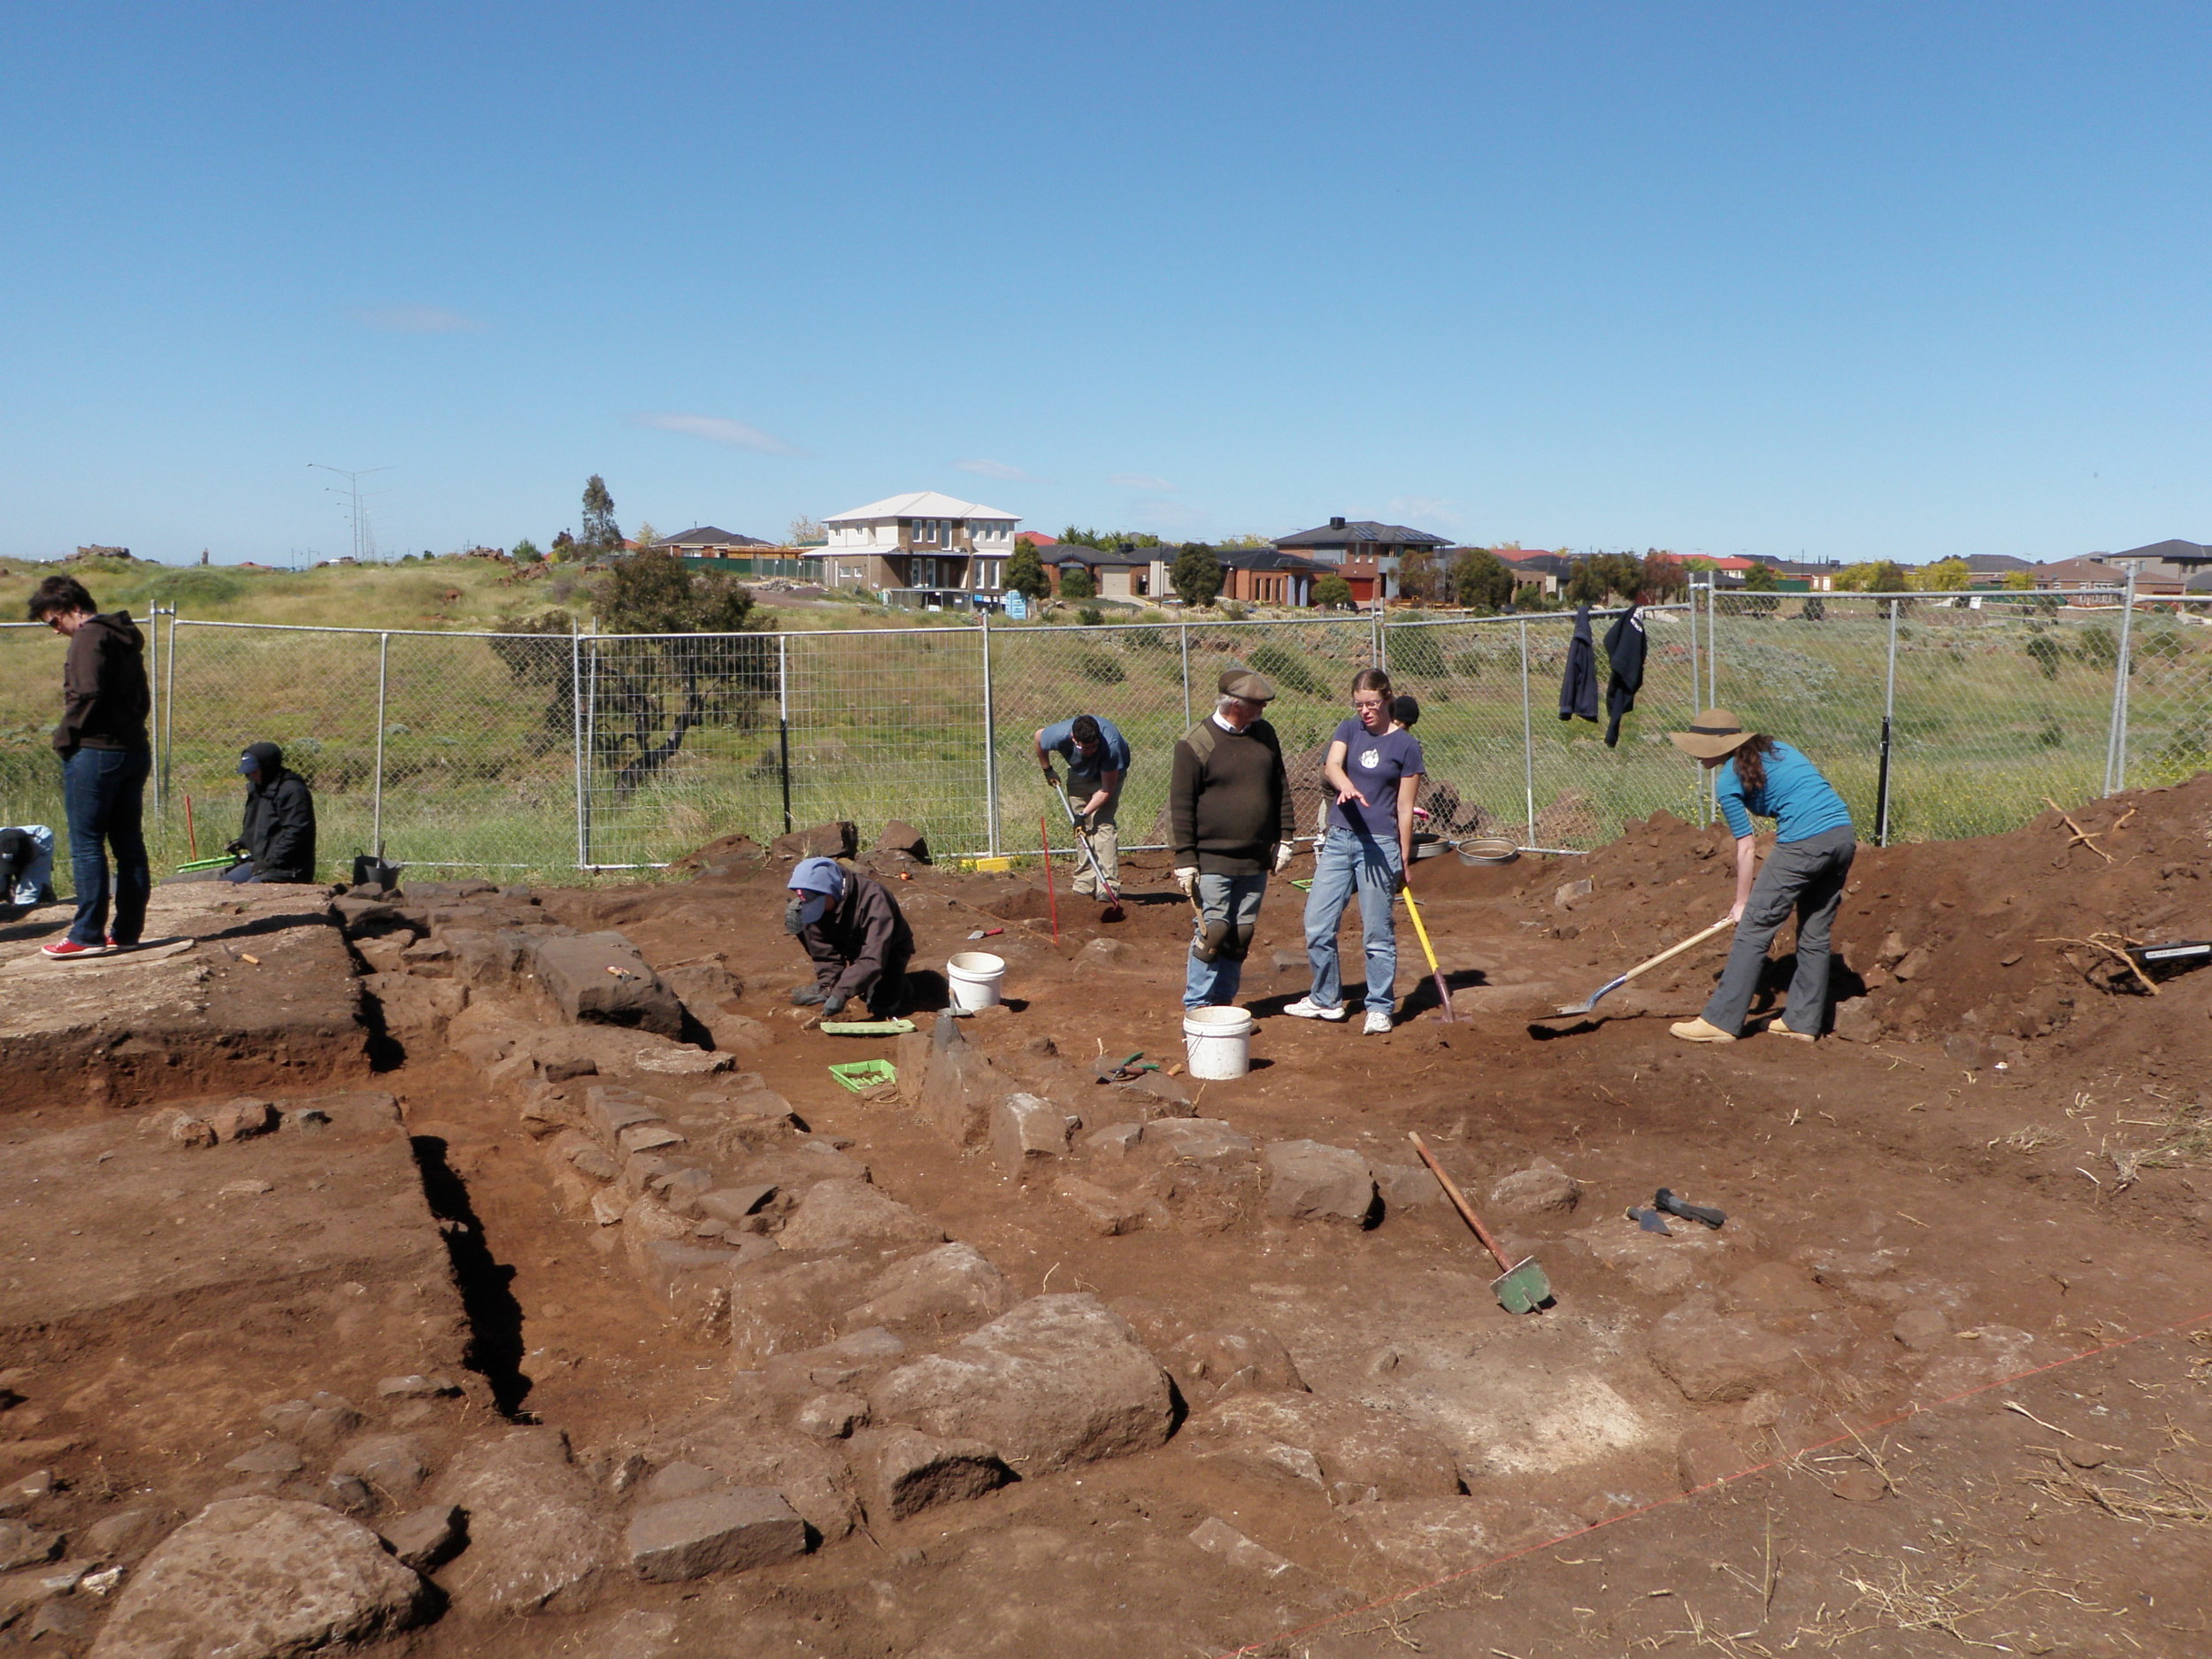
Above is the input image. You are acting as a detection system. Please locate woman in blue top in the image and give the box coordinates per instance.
[1668,708,1855,1043]
[1285,668,1425,1034]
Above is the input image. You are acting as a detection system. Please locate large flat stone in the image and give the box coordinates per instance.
[433,1428,611,1616]
[528,931,686,1036]
[86,1496,428,1659]
[625,1488,807,1582]
[869,1294,1173,1475]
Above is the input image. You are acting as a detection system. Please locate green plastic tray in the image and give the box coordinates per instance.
[828,1059,898,1094]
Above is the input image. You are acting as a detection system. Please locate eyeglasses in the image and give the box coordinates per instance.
[1352,697,1387,709]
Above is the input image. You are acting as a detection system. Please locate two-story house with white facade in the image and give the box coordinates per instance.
[809,491,1023,604]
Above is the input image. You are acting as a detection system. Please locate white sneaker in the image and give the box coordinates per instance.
[1363,1010,1393,1034]
[1282,996,1347,1022]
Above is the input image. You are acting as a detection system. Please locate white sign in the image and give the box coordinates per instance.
[1004,591,1029,619]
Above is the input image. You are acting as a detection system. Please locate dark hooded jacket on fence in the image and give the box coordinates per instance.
[797,866,915,1009]
[1558,604,1599,724]
[1602,603,1647,748]
[234,741,318,883]
[52,611,150,756]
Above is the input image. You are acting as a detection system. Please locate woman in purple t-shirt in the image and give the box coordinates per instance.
[1285,668,1425,1034]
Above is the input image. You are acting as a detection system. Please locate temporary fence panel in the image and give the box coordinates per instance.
[1705,590,2129,844]
[165,621,388,870]
[0,622,68,863]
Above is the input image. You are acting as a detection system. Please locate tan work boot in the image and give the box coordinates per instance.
[1766,1022,1816,1043]
[1669,1018,1737,1044]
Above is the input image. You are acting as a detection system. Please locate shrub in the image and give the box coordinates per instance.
[1078,651,1125,684]
[1312,573,1354,610]
[2025,634,2065,679]
[1077,604,1104,627]
[1247,642,1326,697]
[1388,626,1447,681]
[1219,600,1247,621]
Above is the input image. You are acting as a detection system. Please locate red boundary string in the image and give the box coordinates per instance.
[1210,1304,2212,1658]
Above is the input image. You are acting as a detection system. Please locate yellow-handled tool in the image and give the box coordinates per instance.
[1400,879,1455,1022]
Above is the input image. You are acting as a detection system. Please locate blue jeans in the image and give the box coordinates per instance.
[62,748,150,947]
[219,862,262,884]
[1303,827,1402,1014]
[1183,872,1268,1008]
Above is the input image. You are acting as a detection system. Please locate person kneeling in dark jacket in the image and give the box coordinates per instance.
[786,856,913,1018]
[226,741,318,884]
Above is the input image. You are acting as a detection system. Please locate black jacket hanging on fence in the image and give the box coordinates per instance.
[1602,604,1647,749]
[1559,606,1599,724]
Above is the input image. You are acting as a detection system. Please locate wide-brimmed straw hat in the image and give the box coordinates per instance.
[1668,709,1756,759]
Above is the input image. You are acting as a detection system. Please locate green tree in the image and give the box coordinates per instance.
[1563,560,1610,607]
[1059,563,1096,601]
[1312,572,1354,610]
[2003,570,2037,590]
[1835,559,1909,592]
[1743,562,1778,591]
[580,475,621,552]
[550,530,579,560]
[1911,557,1971,591]
[511,538,543,564]
[633,520,660,552]
[1003,540,1050,600]
[1060,526,1164,549]
[582,549,774,796]
[788,516,826,546]
[1449,548,1515,612]
[1171,543,1225,607]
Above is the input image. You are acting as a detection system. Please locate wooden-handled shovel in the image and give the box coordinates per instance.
[1553,918,1735,1018]
[1409,1133,1552,1314]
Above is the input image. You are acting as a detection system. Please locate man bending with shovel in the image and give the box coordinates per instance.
[1034,712,1130,909]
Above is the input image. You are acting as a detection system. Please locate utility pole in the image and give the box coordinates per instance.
[308,464,392,564]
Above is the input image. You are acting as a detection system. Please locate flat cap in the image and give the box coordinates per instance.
[1217,668,1277,703]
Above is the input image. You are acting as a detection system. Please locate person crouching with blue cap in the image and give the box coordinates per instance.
[786,856,915,1018]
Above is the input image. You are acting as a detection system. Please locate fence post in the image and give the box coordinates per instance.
[1518,618,1536,846]
[570,626,588,870]
[1179,622,1192,729]
[979,615,1000,856]
[776,633,793,835]
[1876,597,1899,846]
[143,609,162,832]
[2105,566,2139,795]
[161,612,178,826]
[1372,604,1386,671]
[373,633,390,859]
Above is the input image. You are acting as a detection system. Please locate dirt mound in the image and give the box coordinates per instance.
[1529,781,2212,1063]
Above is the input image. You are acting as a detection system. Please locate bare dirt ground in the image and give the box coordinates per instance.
[4,785,2211,1656]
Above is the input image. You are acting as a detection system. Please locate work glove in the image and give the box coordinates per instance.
[823,991,849,1018]
[789,983,828,1007]
[226,840,247,856]
[1173,867,1198,898]
[1271,841,1295,874]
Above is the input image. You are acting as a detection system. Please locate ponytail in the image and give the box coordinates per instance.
[1732,734,1778,795]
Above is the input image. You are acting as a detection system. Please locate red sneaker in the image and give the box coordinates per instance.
[41,939,111,960]
[105,936,137,953]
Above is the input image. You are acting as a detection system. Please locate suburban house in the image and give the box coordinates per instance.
[1964,553,2035,586]
[1495,549,1572,598]
[809,491,1023,604]
[1041,542,1169,602]
[2032,557,2134,595]
[1271,517,1452,603]
[2099,538,2212,591]
[1764,557,1843,592]
[658,526,774,557]
[1219,548,1333,608]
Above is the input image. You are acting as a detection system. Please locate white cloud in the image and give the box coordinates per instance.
[1111,472,1175,491]
[1386,496,1465,531]
[355,304,484,334]
[955,457,1033,480]
[631,412,808,457]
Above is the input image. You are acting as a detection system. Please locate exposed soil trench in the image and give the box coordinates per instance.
[4,787,2212,1656]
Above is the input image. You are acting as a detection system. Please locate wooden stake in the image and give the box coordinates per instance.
[1040,815,1059,942]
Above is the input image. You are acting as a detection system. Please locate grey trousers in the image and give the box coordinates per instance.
[1701,825,1856,1037]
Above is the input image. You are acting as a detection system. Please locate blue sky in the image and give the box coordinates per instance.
[4,3,2206,565]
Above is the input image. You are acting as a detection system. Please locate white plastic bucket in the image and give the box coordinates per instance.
[946,951,1007,1014]
[1183,1005,1254,1079]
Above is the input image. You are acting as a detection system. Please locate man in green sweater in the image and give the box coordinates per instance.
[1171,669,1295,1008]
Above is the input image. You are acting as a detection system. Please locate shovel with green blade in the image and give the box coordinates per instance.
[1409,1132,1553,1314]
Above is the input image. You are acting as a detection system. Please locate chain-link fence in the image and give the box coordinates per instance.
[0,580,2198,890]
